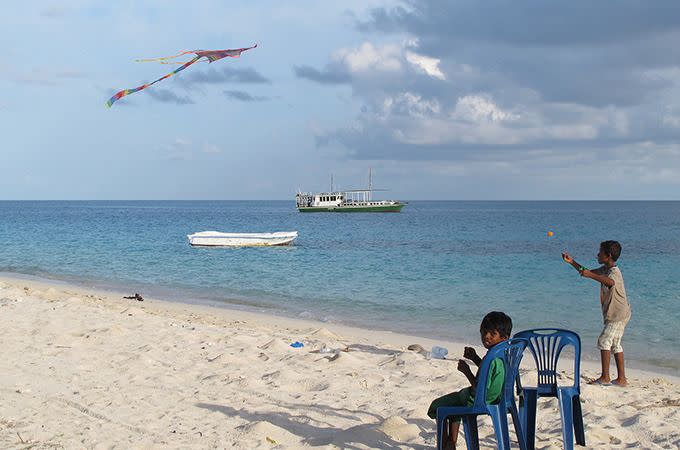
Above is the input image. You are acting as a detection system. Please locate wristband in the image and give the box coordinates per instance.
[578,265,587,272]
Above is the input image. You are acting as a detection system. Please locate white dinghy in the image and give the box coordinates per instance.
[187,231,298,247]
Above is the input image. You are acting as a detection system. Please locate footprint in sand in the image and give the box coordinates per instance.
[297,379,331,392]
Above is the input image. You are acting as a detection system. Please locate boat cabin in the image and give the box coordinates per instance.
[296,191,344,208]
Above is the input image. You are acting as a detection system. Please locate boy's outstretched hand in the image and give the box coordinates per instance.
[562,252,574,264]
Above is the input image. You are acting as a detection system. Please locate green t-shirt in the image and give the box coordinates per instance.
[466,357,505,405]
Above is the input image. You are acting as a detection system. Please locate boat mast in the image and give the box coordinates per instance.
[330,174,334,193]
[368,168,372,201]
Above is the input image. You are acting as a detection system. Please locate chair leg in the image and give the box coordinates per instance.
[462,416,480,450]
[572,395,586,446]
[489,408,510,450]
[558,391,574,450]
[510,403,528,450]
[521,390,538,450]
[436,416,447,450]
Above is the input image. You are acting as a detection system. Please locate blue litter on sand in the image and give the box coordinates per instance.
[290,341,304,348]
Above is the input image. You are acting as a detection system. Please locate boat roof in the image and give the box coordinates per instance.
[298,189,389,195]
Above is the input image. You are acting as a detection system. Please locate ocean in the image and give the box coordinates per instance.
[1,200,678,373]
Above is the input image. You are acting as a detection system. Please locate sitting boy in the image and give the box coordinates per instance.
[427,311,512,450]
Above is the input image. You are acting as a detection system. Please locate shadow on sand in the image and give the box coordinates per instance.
[196,400,434,449]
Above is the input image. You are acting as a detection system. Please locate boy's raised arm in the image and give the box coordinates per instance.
[562,252,614,287]
[457,360,477,387]
[581,269,615,287]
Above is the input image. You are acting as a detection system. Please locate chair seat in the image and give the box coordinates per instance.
[438,404,495,416]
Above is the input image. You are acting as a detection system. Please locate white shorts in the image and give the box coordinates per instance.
[597,321,627,353]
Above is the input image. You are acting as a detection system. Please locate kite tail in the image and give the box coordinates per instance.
[134,50,196,63]
[106,56,201,107]
[154,60,207,65]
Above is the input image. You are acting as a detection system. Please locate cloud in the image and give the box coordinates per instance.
[301,2,680,170]
[663,115,680,128]
[356,1,680,107]
[55,70,86,79]
[160,138,194,161]
[147,88,194,105]
[359,1,680,47]
[452,95,518,122]
[382,92,440,118]
[13,67,85,86]
[202,143,222,154]
[293,64,351,84]
[159,138,225,160]
[180,67,270,86]
[405,50,444,80]
[334,42,403,73]
[295,41,447,87]
[314,90,666,160]
[223,90,270,102]
[14,75,57,86]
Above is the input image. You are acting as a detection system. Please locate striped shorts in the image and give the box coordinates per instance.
[597,321,627,353]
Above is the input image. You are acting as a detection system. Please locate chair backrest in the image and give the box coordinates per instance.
[514,328,581,395]
[470,338,528,410]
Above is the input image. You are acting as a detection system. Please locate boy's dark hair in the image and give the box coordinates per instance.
[600,240,622,261]
[480,311,513,338]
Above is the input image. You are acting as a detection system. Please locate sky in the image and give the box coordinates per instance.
[2,1,680,200]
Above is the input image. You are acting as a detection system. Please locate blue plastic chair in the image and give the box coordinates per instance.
[513,329,585,450]
[436,338,529,450]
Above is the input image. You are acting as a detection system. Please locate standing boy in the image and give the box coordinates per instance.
[562,240,631,386]
[427,311,512,449]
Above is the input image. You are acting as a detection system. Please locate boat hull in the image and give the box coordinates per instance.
[187,231,298,247]
[298,204,405,213]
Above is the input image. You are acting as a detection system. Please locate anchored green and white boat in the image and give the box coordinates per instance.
[295,171,406,213]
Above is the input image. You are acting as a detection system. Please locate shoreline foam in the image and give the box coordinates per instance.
[1,274,679,448]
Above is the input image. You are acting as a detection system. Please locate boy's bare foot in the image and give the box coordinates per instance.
[588,377,611,385]
[611,378,628,387]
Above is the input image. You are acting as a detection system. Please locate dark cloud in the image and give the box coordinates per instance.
[147,89,194,105]
[180,67,271,86]
[318,122,680,162]
[353,1,680,107]
[223,90,270,102]
[359,0,680,47]
[293,65,352,84]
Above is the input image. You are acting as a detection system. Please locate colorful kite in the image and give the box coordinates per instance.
[106,44,257,107]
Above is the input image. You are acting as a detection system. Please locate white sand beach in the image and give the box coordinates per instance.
[1,274,679,449]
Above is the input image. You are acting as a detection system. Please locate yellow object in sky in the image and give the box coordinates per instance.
[547,231,554,237]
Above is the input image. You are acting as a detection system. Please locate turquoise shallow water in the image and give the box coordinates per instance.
[1,201,678,373]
